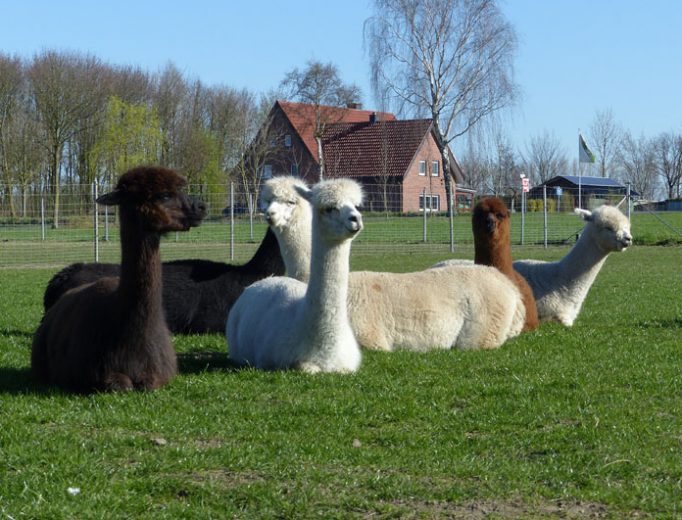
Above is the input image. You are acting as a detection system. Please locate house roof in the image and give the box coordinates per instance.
[322,119,430,179]
[276,100,396,161]
[322,119,466,184]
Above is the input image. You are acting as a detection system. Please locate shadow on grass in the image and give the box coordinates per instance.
[635,318,682,329]
[0,329,34,338]
[177,351,242,374]
[0,366,45,395]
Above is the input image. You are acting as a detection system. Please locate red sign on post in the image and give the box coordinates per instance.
[521,177,530,193]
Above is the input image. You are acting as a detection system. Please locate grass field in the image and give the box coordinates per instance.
[1,246,681,518]
[2,209,681,268]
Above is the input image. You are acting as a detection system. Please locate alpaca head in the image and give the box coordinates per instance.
[295,179,363,244]
[261,176,311,232]
[472,197,511,246]
[575,205,632,252]
[97,166,206,232]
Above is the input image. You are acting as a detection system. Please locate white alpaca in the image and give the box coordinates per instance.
[513,205,632,326]
[260,177,526,351]
[433,205,633,326]
[227,179,363,372]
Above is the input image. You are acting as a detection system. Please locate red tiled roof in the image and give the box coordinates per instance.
[322,119,434,179]
[277,100,396,161]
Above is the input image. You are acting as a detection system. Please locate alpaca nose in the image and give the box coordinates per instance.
[486,215,496,233]
[191,197,207,217]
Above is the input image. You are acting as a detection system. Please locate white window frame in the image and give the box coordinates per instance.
[262,164,273,180]
[418,160,426,176]
[431,161,439,176]
[419,194,440,212]
[290,163,299,175]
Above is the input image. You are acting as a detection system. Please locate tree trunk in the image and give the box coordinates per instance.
[316,136,325,181]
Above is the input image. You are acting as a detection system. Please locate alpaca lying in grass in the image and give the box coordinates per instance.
[32,166,206,392]
[227,179,364,372]
[42,229,285,333]
[259,176,525,351]
[434,204,632,326]
[513,205,632,325]
[472,197,539,332]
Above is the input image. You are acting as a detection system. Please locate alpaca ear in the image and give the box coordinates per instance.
[294,184,313,202]
[96,190,124,206]
[574,208,593,221]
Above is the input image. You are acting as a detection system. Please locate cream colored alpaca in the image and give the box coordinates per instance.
[260,177,525,351]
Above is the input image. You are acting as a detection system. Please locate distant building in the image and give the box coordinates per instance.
[257,100,474,213]
[528,175,637,208]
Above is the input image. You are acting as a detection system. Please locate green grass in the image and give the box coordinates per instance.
[1,247,681,518]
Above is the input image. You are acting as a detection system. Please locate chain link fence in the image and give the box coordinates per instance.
[0,180,668,268]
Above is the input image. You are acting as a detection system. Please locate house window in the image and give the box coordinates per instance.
[290,163,299,175]
[284,134,292,147]
[419,160,426,176]
[262,164,273,180]
[431,161,439,176]
[419,194,440,211]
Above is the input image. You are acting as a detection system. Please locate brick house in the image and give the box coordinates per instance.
[259,100,473,213]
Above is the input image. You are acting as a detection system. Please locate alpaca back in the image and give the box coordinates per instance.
[347,264,524,351]
[43,228,284,333]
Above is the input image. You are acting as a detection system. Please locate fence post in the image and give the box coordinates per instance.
[249,192,254,241]
[230,181,234,261]
[626,183,632,220]
[104,205,109,242]
[520,189,526,245]
[422,187,427,243]
[543,184,548,248]
[93,181,99,262]
[40,196,46,241]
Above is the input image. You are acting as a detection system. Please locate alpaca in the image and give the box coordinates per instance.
[259,177,526,351]
[472,197,539,332]
[42,227,285,333]
[432,204,633,326]
[227,179,363,372]
[31,166,206,392]
[512,205,632,326]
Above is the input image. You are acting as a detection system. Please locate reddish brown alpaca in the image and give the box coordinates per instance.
[31,166,206,393]
[472,197,539,331]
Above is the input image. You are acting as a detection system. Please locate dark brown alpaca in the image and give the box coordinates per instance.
[31,166,206,393]
[472,197,539,332]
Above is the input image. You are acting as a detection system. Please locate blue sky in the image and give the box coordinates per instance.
[2,0,681,162]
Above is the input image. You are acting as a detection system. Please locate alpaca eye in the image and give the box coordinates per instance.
[156,192,173,202]
[324,207,335,214]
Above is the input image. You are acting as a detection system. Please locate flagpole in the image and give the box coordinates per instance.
[578,130,582,209]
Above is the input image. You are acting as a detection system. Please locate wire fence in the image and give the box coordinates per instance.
[0,180,673,268]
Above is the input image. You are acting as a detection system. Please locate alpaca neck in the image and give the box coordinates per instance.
[245,227,284,274]
[303,229,351,339]
[475,234,513,273]
[118,219,164,321]
[277,217,312,282]
[557,226,608,285]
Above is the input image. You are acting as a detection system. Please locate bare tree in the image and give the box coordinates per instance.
[617,131,657,200]
[589,108,622,178]
[279,60,361,179]
[28,50,107,227]
[652,131,682,199]
[522,130,568,185]
[154,62,188,167]
[0,54,24,215]
[366,0,519,250]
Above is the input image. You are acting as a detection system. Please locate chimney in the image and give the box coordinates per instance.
[369,112,377,123]
[346,102,362,110]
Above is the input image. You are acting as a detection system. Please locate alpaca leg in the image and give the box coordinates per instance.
[103,372,134,391]
[296,361,322,374]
